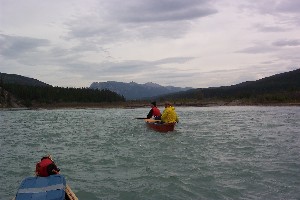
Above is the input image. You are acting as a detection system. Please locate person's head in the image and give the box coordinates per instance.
[164,101,172,108]
[151,101,156,107]
[41,154,53,161]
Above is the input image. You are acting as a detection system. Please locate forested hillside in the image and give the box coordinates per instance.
[159,69,300,104]
[0,72,50,87]
[0,73,125,108]
[1,69,299,108]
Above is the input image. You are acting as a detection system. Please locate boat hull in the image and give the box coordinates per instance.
[65,184,78,200]
[13,175,78,200]
[145,119,175,132]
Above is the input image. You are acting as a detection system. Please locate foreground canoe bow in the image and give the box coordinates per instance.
[13,175,78,200]
[144,119,176,132]
[65,184,78,200]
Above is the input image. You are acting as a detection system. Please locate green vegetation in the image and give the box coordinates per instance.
[0,72,125,108]
[0,72,50,87]
[1,69,299,108]
[0,84,125,108]
[159,69,300,105]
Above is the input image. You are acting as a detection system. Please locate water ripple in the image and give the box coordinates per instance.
[1,107,300,200]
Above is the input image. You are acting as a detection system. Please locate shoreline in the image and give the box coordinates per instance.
[1,101,300,110]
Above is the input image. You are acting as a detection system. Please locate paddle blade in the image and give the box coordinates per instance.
[144,119,162,123]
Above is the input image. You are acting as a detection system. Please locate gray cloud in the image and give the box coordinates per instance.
[93,56,194,75]
[1,1,299,88]
[67,19,123,39]
[240,0,300,14]
[66,0,217,42]
[273,48,300,62]
[237,45,276,54]
[0,34,49,59]
[33,55,195,84]
[272,39,300,47]
[239,0,300,28]
[255,24,287,32]
[101,0,217,23]
[275,0,300,13]
[153,57,195,65]
[0,34,82,68]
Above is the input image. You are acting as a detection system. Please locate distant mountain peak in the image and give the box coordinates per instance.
[143,82,162,88]
[90,81,192,100]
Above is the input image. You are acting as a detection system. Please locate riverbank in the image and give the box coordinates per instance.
[1,100,300,110]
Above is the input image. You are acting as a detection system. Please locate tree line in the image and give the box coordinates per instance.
[1,81,125,107]
[159,69,300,104]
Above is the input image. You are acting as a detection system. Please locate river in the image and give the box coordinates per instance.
[1,106,299,200]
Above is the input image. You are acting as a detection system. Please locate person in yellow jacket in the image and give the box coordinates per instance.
[161,101,179,123]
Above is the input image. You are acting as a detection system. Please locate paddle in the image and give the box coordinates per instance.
[136,118,162,123]
[145,119,162,123]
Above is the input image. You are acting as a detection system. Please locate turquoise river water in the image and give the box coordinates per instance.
[0,106,300,200]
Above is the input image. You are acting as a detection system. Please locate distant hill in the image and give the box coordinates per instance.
[2,69,299,108]
[0,72,51,87]
[159,69,300,104]
[90,81,193,100]
[0,72,125,108]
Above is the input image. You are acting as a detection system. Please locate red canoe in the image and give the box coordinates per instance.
[144,119,176,132]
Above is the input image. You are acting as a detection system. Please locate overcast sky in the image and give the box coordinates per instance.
[0,0,299,88]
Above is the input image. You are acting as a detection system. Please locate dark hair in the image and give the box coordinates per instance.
[165,101,172,106]
[151,101,156,107]
[47,163,60,175]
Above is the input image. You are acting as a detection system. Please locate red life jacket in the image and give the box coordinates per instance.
[36,158,53,177]
[152,107,161,117]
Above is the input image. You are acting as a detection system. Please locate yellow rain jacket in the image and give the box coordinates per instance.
[161,106,179,123]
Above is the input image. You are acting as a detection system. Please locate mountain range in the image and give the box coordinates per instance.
[1,68,300,107]
[90,81,193,100]
[0,73,193,100]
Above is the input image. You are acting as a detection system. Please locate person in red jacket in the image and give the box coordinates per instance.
[147,101,161,120]
[35,155,60,177]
